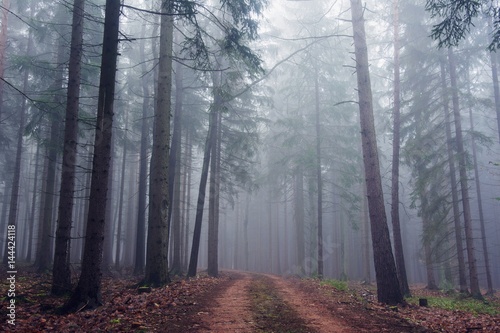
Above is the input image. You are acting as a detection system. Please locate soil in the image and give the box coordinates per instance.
[195,271,425,333]
[2,269,499,332]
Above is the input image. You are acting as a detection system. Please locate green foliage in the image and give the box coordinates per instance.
[321,279,348,292]
[406,295,500,315]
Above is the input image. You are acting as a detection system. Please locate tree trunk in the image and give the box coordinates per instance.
[294,167,305,275]
[314,67,323,279]
[447,48,482,299]
[169,60,184,275]
[390,0,410,297]
[145,0,174,286]
[188,108,215,277]
[114,112,129,271]
[3,23,32,266]
[207,96,222,277]
[0,0,10,123]
[63,0,120,311]
[52,0,85,295]
[133,24,151,276]
[26,142,41,262]
[439,59,468,293]
[350,0,403,305]
[466,68,494,294]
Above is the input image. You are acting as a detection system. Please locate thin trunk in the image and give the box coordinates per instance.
[294,168,305,275]
[64,0,120,311]
[314,68,323,279]
[391,0,410,297]
[488,18,500,143]
[362,181,371,283]
[3,25,32,265]
[133,24,151,276]
[52,0,85,295]
[26,142,41,262]
[115,112,129,270]
[144,0,174,286]
[187,109,214,277]
[170,60,184,274]
[448,48,482,299]
[466,70,494,294]
[0,0,10,122]
[182,131,192,271]
[440,59,468,292]
[350,0,402,305]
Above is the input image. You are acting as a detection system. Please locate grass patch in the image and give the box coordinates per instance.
[248,276,311,333]
[321,279,348,292]
[406,295,500,316]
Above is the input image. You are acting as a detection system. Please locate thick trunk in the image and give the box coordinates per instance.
[439,60,468,292]
[145,1,174,286]
[350,0,402,305]
[63,0,120,311]
[52,0,85,295]
[448,48,482,299]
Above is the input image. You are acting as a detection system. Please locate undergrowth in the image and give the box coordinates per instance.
[406,295,500,316]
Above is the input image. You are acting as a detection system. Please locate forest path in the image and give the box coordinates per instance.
[198,271,355,333]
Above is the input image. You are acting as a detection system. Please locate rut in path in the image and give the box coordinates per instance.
[199,271,354,333]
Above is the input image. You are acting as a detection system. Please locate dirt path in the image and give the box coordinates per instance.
[198,271,355,333]
[196,271,426,333]
[198,272,256,332]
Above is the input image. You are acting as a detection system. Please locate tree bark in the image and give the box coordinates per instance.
[466,67,494,294]
[314,67,323,279]
[169,60,184,275]
[52,0,85,295]
[390,0,410,297]
[3,21,32,266]
[145,0,174,286]
[439,59,468,293]
[63,0,120,311]
[133,23,152,275]
[350,0,403,305]
[187,108,215,277]
[0,0,10,123]
[447,48,482,299]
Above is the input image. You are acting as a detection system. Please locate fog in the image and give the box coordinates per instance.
[1,0,499,302]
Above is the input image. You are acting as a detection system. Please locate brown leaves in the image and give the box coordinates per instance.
[0,271,223,332]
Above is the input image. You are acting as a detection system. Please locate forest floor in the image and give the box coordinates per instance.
[1,269,499,332]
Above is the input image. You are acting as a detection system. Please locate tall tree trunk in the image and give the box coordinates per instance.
[314,67,323,279]
[439,59,468,292]
[294,167,305,275]
[466,68,494,294]
[350,0,402,305]
[115,112,129,270]
[63,0,120,311]
[133,24,151,276]
[0,0,10,123]
[52,0,85,295]
[145,0,174,286]
[3,22,32,265]
[182,130,192,271]
[390,0,410,297]
[170,60,184,275]
[26,142,41,262]
[207,69,223,277]
[488,19,500,143]
[187,109,214,277]
[362,180,371,283]
[447,48,482,299]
